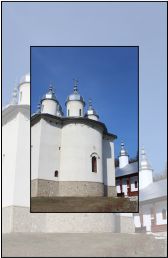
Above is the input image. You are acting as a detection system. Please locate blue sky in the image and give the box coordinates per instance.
[31,46,138,159]
[2,2,167,174]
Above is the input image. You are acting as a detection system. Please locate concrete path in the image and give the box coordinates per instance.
[2,233,167,257]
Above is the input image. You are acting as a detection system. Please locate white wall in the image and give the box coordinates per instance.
[66,101,84,117]
[139,169,153,190]
[18,83,30,105]
[2,108,30,207]
[155,201,167,225]
[41,99,57,116]
[60,123,103,182]
[14,112,30,206]
[134,200,167,231]
[31,118,62,181]
[103,138,115,186]
[2,114,18,207]
[119,155,129,168]
[31,121,41,180]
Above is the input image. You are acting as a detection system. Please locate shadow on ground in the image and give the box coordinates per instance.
[31,196,138,212]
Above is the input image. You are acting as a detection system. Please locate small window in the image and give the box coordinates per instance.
[135,181,138,188]
[68,109,70,116]
[54,170,58,177]
[79,109,81,116]
[92,156,97,172]
[41,104,44,112]
[20,92,22,102]
[162,209,167,220]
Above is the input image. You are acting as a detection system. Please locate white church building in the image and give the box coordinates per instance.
[31,81,117,197]
[2,74,166,235]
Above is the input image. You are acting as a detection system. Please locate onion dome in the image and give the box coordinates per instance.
[140,147,152,170]
[119,142,129,156]
[86,99,99,119]
[41,85,58,103]
[66,79,85,105]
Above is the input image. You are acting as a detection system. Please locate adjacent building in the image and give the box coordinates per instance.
[134,149,167,233]
[116,143,138,197]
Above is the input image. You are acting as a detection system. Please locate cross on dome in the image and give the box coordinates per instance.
[73,79,78,94]
[88,99,93,110]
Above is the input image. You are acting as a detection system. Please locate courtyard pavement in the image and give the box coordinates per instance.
[2,233,167,257]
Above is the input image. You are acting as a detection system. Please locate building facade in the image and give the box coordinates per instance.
[134,149,167,233]
[116,143,138,197]
[31,82,117,197]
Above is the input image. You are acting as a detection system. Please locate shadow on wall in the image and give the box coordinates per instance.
[103,140,112,188]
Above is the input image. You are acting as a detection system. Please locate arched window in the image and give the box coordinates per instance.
[92,156,97,172]
[54,170,58,177]
[162,209,167,220]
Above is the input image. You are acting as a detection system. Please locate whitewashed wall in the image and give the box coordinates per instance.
[139,169,153,189]
[14,111,30,206]
[60,123,103,182]
[41,99,57,116]
[18,83,30,105]
[31,121,41,180]
[103,138,115,186]
[155,201,167,225]
[2,114,18,207]
[2,108,30,207]
[134,200,167,231]
[31,118,62,181]
[66,100,84,117]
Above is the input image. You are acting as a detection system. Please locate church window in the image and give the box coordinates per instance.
[79,109,81,116]
[92,156,97,172]
[162,209,167,220]
[41,105,44,112]
[68,109,70,116]
[135,181,138,188]
[54,170,58,177]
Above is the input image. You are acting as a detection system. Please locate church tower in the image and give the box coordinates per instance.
[119,142,129,168]
[85,99,99,121]
[40,85,61,116]
[139,147,153,189]
[18,74,30,105]
[66,79,85,117]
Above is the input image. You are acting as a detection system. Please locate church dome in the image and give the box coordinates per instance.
[119,142,129,156]
[19,74,30,85]
[85,99,99,119]
[140,147,152,170]
[41,85,58,102]
[66,79,85,106]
